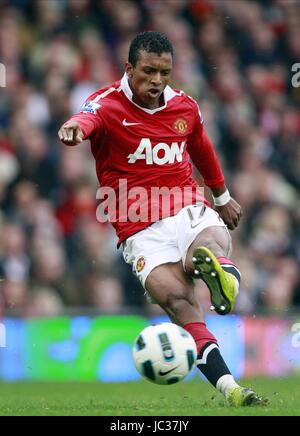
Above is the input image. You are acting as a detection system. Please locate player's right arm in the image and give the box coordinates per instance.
[58,120,84,146]
[58,93,104,146]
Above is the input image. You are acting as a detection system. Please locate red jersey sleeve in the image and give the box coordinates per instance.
[68,93,105,140]
[187,100,225,189]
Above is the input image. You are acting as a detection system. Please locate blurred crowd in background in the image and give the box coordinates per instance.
[0,0,299,318]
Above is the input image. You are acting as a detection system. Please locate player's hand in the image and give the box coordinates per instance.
[215,198,242,230]
[58,121,84,146]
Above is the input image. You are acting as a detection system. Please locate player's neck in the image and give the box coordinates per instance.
[128,82,165,110]
[132,94,165,110]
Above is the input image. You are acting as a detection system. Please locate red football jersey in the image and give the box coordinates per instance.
[68,74,225,244]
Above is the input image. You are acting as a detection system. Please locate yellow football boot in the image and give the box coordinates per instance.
[192,246,238,315]
[227,386,268,407]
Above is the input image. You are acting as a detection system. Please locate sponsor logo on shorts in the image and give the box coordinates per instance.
[136,257,146,273]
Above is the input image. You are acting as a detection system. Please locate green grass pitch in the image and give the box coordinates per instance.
[0,377,299,416]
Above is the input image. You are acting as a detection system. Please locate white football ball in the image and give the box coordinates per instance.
[132,323,197,385]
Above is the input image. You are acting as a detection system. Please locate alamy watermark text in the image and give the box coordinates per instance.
[96,180,205,223]
[291,63,300,88]
[0,323,6,348]
[291,323,300,348]
[0,63,6,87]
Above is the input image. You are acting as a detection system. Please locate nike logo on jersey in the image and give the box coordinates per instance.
[158,365,179,376]
[128,138,186,165]
[122,119,141,126]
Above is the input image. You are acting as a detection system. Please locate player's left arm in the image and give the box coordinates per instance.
[209,185,242,231]
[187,105,242,230]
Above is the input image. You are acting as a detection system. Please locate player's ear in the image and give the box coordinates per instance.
[125,62,134,78]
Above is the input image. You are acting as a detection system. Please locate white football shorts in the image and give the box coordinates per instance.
[122,204,231,301]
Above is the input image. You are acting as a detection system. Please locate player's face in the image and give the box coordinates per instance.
[126,51,173,110]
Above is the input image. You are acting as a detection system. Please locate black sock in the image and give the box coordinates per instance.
[196,342,231,387]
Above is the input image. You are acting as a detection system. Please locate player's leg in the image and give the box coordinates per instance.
[145,262,264,406]
[183,226,266,405]
[145,261,203,325]
[185,226,240,315]
[123,217,265,406]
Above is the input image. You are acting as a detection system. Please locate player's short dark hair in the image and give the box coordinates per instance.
[128,31,173,67]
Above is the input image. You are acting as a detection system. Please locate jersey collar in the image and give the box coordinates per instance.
[120,73,179,114]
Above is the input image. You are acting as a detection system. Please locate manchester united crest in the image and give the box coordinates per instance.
[174,118,188,134]
[136,257,146,273]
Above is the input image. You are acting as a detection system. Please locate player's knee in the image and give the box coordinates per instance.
[185,227,232,273]
[185,241,221,275]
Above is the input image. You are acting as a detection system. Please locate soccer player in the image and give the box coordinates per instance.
[58,31,265,406]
